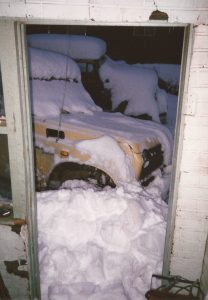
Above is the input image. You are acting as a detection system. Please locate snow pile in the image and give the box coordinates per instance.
[27,34,107,60]
[31,80,102,117]
[76,135,135,183]
[37,181,167,300]
[99,58,162,122]
[28,47,81,81]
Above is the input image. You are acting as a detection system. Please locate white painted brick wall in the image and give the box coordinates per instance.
[170,24,208,281]
[0,0,207,23]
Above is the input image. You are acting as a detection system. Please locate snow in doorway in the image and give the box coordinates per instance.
[37,180,167,300]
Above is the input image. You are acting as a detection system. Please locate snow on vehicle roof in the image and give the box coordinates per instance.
[136,63,181,87]
[27,34,107,60]
[31,80,102,117]
[28,47,101,116]
[99,57,161,122]
[28,47,81,81]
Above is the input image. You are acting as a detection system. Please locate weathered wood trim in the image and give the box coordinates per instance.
[0,20,41,299]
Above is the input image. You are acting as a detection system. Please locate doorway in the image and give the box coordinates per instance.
[0,21,190,299]
[26,23,187,298]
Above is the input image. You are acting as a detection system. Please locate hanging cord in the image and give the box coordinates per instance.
[56,30,71,142]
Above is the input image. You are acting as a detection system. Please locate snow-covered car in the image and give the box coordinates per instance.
[27,33,168,122]
[99,57,169,123]
[35,113,173,189]
[26,36,173,190]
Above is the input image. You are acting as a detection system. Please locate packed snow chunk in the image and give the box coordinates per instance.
[37,182,167,300]
[76,135,135,183]
[30,80,102,117]
[28,47,81,81]
[99,58,160,122]
[27,34,107,60]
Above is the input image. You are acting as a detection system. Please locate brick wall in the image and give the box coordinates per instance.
[169,24,208,281]
[0,0,208,24]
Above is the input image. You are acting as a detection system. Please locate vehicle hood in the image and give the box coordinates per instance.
[35,111,173,166]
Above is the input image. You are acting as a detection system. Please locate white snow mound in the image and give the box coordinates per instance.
[28,47,81,81]
[37,182,167,300]
[76,135,135,183]
[99,58,161,122]
[31,80,102,117]
[27,34,107,60]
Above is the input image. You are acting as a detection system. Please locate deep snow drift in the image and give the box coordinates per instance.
[37,180,167,300]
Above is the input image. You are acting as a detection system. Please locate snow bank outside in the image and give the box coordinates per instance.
[99,58,161,122]
[31,80,102,117]
[27,34,107,60]
[37,181,167,300]
[28,47,81,81]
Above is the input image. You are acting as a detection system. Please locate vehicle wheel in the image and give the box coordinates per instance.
[47,163,115,190]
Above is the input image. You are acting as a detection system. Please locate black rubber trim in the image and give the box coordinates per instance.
[46,128,65,139]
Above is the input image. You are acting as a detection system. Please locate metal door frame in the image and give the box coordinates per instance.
[0,19,193,298]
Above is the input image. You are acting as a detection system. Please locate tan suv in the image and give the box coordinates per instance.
[34,109,173,190]
[0,34,173,193]
[27,34,173,190]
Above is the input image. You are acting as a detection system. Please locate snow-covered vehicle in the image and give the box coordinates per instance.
[99,57,169,123]
[27,33,169,121]
[34,112,173,189]
[26,35,173,190]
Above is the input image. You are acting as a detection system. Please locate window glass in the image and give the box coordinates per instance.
[0,66,12,216]
[0,134,12,202]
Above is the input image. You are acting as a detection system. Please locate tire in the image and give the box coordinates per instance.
[47,162,115,190]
